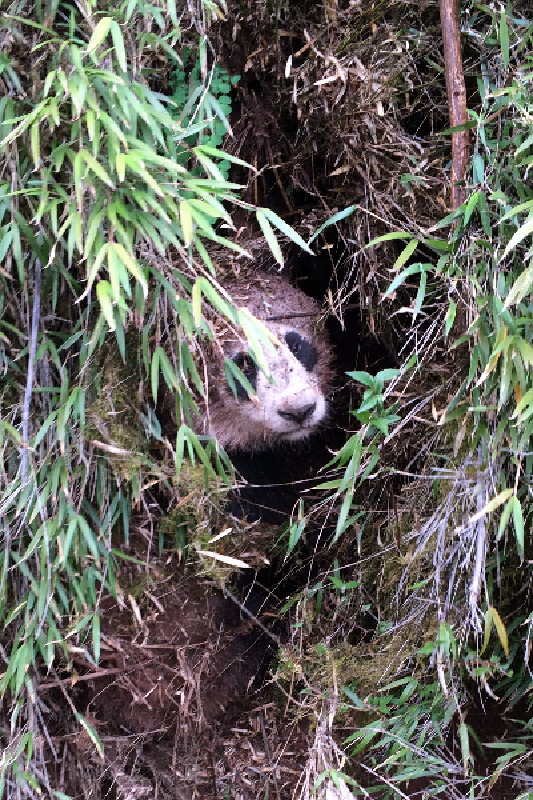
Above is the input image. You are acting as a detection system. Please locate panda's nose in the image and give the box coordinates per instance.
[278,403,317,425]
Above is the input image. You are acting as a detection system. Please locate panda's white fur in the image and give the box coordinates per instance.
[203,272,333,451]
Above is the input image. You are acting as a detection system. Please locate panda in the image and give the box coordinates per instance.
[202,272,334,452]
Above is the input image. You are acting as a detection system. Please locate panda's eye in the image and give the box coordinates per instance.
[284,331,318,372]
[232,352,258,400]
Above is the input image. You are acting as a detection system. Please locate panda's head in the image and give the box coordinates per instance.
[229,324,327,444]
[205,275,333,451]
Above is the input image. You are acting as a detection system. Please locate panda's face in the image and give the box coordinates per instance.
[228,326,327,444]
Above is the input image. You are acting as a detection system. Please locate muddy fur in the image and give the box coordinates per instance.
[202,272,334,451]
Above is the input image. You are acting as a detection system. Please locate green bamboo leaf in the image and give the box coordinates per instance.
[110,20,127,72]
[33,410,58,447]
[30,123,40,168]
[503,216,533,259]
[256,209,283,266]
[0,100,49,147]
[187,204,217,238]
[515,337,533,368]
[96,280,115,331]
[63,517,79,563]
[175,424,188,478]
[467,488,514,525]
[197,277,236,321]
[491,606,510,657]
[123,155,163,196]
[92,613,101,664]
[82,150,114,187]
[383,262,423,299]
[151,347,162,403]
[499,11,510,70]
[366,231,413,246]
[14,642,30,696]
[107,243,129,301]
[237,309,273,373]
[68,75,88,118]
[502,265,533,310]
[179,200,194,246]
[459,722,470,775]
[463,190,481,226]
[73,149,84,210]
[392,237,420,270]
[445,299,457,336]
[159,349,180,391]
[195,144,253,170]
[191,279,203,327]
[189,196,231,224]
[75,713,104,759]
[109,242,147,297]
[512,386,533,418]
[193,148,226,182]
[497,496,514,542]
[308,205,357,243]
[412,268,427,319]
[262,207,313,254]
[510,496,524,562]
[83,242,109,299]
[43,69,57,97]
[84,209,104,258]
[336,490,353,539]
[224,357,256,400]
[0,421,23,445]
[115,152,126,181]
[86,17,112,56]
[287,519,306,555]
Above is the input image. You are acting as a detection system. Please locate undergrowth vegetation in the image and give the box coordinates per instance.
[0,0,532,797]
[0,0,307,794]
[300,3,533,796]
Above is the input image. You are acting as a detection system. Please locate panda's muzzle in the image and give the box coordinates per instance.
[277,402,317,426]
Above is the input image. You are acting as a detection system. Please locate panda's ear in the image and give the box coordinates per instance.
[284,331,318,372]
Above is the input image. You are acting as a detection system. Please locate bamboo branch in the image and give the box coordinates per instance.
[440,0,470,209]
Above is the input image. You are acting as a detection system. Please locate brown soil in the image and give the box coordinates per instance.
[42,574,310,799]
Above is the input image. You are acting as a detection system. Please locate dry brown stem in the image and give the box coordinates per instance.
[440,0,470,209]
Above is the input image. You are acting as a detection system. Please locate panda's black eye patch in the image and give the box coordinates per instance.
[232,352,258,400]
[284,331,318,372]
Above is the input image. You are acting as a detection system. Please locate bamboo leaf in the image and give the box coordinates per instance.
[109,242,147,297]
[96,281,116,331]
[262,207,313,254]
[466,488,514,526]
[179,200,194,246]
[196,550,251,569]
[499,10,510,70]
[192,279,203,327]
[75,713,104,758]
[383,263,424,299]
[151,347,161,404]
[502,215,533,259]
[502,265,533,310]
[497,496,514,541]
[256,208,283,266]
[30,123,40,168]
[86,17,112,56]
[82,150,114,187]
[110,20,127,72]
[308,205,357,243]
[459,723,470,775]
[512,386,533,418]
[510,496,524,562]
[491,607,510,657]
